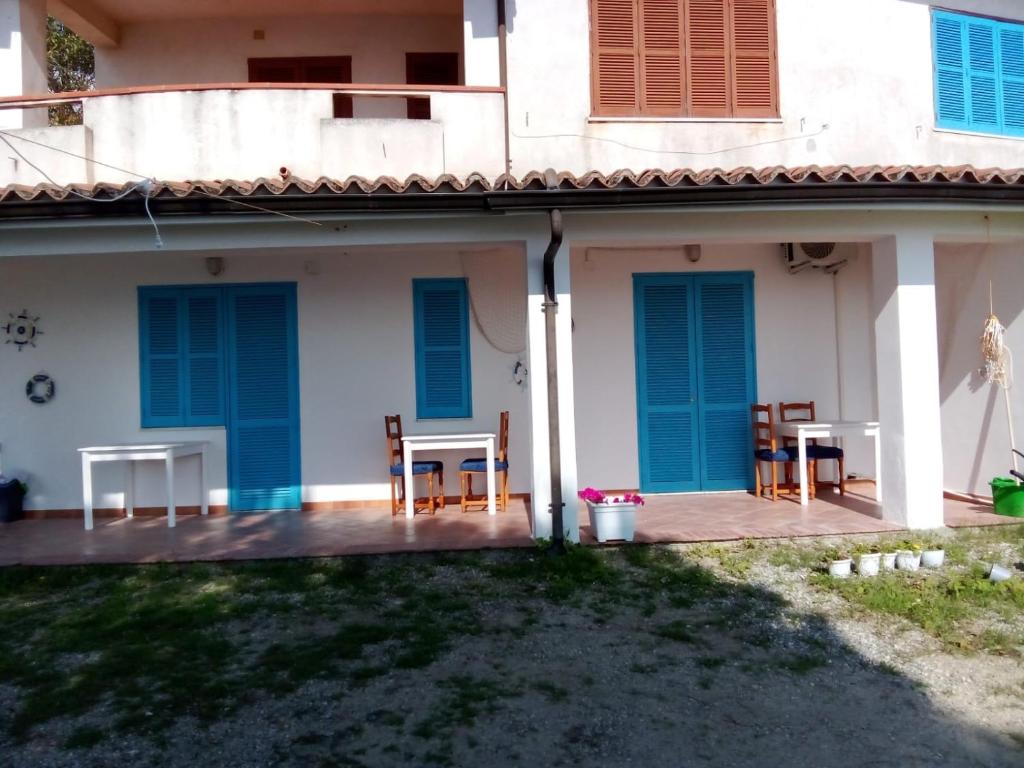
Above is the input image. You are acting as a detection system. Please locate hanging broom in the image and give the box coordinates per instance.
[981,285,1019,482]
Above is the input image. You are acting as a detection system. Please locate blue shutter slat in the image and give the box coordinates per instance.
[695,275,756,491]
[227,285,301,512]
[934,13,968,127]
[185,291,225,425]
[139,290,184,427]
[414,279,472,419]
[634,277,699,493]
[647,413,695,486]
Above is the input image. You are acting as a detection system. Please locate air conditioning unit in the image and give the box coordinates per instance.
[782,242,848,275]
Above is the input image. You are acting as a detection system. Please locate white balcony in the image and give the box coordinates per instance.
[0,84,508,186]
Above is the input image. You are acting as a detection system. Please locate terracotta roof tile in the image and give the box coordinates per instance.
[2,165,1023,204]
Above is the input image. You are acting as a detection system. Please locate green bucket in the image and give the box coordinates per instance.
[990,477,1024,517]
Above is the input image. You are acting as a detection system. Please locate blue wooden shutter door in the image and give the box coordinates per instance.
[414,279,472,419]
[933,12,968,129]
[139,288,184,427]
[227,284,301,511]
[695,274,756,491]
[184,288,225,426]
[634,276,699,493]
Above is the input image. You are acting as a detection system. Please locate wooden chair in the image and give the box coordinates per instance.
[778,401,845,497]
[459,411,510,512]
[751,404,798,501]
[385,414,444,516]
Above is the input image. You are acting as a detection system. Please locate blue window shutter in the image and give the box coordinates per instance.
[967,19,1000,131]
[694,273,756,491]
[183,288,226,426]
[933,11,969,129]
[139,288,185,427]
[999,25,1024,134]
[633,276,699,493]
[413,279,472,419]
[226,284,301,511]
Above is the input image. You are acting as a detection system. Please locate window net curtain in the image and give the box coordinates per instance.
[459,248,527,354]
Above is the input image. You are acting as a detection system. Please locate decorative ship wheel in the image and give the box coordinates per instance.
[4,310,42,350]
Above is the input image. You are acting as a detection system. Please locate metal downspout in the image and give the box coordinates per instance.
[542,169,565,547]
[497,0,512,181]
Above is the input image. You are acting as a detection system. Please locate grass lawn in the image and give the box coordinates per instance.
[1,526,1022,767]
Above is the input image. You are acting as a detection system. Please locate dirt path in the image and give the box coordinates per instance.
[1,533,1022,767]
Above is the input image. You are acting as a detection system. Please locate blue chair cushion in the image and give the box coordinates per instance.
[390,461,443,476]
[755,447,799,463]
[459,458,509,472]
[805,444,844,460]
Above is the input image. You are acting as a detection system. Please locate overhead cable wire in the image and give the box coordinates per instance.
[0,129,324,232]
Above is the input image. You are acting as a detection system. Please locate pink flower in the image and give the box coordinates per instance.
[578,488,645,506]
[577,487,607,504]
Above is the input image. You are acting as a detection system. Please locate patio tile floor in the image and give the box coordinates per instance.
[0,492,1014,566]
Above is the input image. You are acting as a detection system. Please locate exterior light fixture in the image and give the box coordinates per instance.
[684,244,702,263]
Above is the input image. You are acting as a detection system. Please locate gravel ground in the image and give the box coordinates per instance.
[2,532,1023,768]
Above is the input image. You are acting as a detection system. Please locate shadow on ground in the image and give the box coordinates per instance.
[0,545,1020,767]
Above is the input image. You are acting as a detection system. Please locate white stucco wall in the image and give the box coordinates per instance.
[833,244,879,478]
[463,0,500,87]
[0,247,531,512]
[10,0,1024,186]
[94,13,464,121]
[4,89,506,186]
[570,243,846,490]
[936,242,1024,497]
[505,0,1024,175]
[0,0,47,129]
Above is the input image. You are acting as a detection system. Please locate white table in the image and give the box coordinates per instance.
[776,421,881,506]
[78,442,209,530]
[402,433,496,519]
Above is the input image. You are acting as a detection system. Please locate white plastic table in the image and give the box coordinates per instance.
[78,442,209,530]
[401,433,496,519]
[776,421,881,506]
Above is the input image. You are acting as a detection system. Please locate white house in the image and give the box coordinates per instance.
[1,0,1023,541]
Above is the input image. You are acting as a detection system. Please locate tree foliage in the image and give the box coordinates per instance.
[47,17,95,126]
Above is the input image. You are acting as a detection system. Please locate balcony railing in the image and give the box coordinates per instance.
[0,84,507,187]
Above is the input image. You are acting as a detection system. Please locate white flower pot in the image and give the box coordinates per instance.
[921,549,945,568]
[828,559,852,578]
[855,552,881,577]
[896,550,921,571]
[585,500,637,543]
[988,564,1012,583]
[881,552,898,571]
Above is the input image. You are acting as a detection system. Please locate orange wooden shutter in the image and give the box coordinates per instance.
[730,0,778,117]
[685,0,730,116]
[591,0,640,116]
[639,0,685,114]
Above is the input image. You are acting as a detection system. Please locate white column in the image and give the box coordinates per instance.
[872,232,945,529]
[525,235,580,541]
[462,0,500,87]
[0,0,48,129]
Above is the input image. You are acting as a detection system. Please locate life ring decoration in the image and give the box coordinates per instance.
[26,373,55,405]
[4,310,42,350]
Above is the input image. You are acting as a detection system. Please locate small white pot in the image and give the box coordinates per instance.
[896,550,921,571]
[855,552,881,577]
[828,559,852,578]
[585,500,637,543]
[921,549,945,568]
[988,564,1013,583]
[881,552,898,571]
